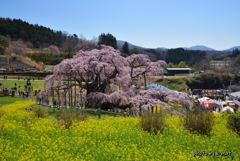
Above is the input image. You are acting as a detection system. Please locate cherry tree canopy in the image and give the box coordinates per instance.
[40,45,193,113]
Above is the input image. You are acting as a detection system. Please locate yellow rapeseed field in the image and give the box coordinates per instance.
[0,100,239,160]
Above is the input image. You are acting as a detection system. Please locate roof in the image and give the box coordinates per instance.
[230,91,240,98]
[233,100,240,106]
[166,68,191,70]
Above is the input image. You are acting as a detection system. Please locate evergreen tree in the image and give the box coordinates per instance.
[130,47,139,55]
[97,33,117,49]
[122,41,129,55]
[0,34,9,55]
[232,49,240,57]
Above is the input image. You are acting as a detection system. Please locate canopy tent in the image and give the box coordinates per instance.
[198,97,214,109]
[200,100,215,109]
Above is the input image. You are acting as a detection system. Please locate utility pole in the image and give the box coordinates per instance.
[229,80,233,92]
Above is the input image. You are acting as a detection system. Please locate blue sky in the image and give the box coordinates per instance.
[1,0,240,50]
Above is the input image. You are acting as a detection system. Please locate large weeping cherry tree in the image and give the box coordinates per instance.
[39,45,193,114]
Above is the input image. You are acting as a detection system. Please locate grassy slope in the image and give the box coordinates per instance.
[152,75,189,91]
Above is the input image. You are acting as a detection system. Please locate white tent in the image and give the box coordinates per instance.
[221,106,234,113]
[198,97,211,102]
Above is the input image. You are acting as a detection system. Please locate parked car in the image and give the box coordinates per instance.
[0,68,6,72]
[29,68,39,72]
[192,89,203,95]
[15,68,25,72]
[44,69,51,73]
[216,88,230,94]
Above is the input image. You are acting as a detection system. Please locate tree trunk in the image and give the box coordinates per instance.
[74,80,77,106]
[143,73,147,88]
[70,81,73,107]
[65,90,67,107]
[68,76,70,107]
[57,87,60,108]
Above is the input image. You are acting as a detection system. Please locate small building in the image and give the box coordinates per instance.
[229,91,240,100]
[166,68,191,74]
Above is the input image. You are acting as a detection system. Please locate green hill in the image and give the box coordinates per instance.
[0,17,63,48]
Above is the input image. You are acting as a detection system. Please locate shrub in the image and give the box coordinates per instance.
[33,106,48,118]
[227,114,240,135]
[22,117,30,127]
[140,108,167,135]
[183,108,214,135]
[235,110,240,115]
[55,109,88,129]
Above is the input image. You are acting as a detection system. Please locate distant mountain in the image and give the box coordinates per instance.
[184,45,216,51]
[159,45,240,52]
[156,47,168,51]
[157,45,216,51]
[117,40,240,52]
[224,46,240,51]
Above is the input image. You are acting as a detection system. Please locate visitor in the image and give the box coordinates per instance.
[77,101,80,110]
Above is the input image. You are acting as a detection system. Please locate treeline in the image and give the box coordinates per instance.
[165,48,206,66]
[186,72,240,89]
[0,17,64,48]
[144,49,166,61]
[26,52,75,65]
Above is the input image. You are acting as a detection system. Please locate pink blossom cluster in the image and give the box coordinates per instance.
[48,45,60,54]
[10,40,27,56]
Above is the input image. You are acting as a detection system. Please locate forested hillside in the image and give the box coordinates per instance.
[0,18,64,48]
[165,48,206,66]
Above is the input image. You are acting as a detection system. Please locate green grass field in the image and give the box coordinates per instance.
[0,96,25,107]
[0,75,188,92]
[44,65,54,71]
[0,79,44,91]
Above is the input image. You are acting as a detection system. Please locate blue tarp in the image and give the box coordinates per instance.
[146,83,171,91]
